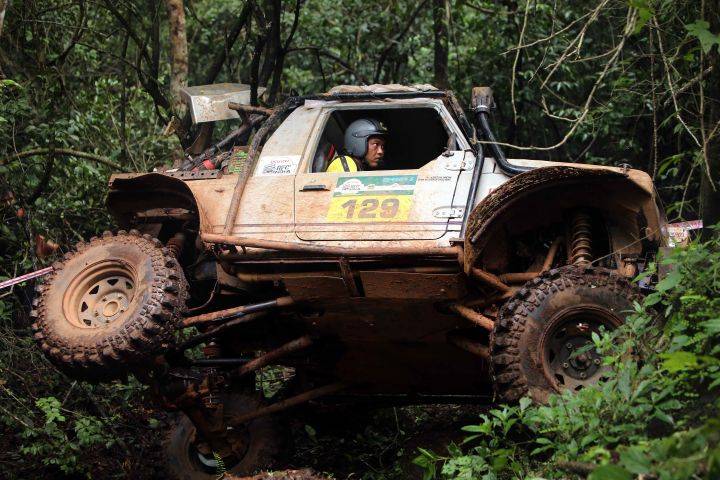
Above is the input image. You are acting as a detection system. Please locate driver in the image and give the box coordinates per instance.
[326,118,388,172]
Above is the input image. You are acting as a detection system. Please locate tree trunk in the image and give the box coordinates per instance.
[259,0,281,88]
[0,0,7,39]
[165,0,188,118]
[432,0,449,89]
[700,3,720,236]
[0,0,6,78]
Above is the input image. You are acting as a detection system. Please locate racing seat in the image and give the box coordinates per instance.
[312,141,337,172]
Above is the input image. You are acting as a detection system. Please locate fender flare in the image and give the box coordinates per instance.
[463,165,662,273]
[107,173,208,230]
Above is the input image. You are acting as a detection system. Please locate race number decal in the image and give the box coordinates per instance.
[326,175,416,222]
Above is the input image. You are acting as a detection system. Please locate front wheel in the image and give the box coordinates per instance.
[31,230,187,380]
[491,266,642,403]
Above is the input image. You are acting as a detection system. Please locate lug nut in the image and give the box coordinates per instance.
[562,362,569,369]
[580,372,587,379]
[566,343,573,349]
[594,358,601,365]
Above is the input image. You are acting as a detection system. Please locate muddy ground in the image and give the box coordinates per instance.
[136,402,483,479]
[281,403,484,479]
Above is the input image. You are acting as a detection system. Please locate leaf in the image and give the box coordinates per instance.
[588,464,633,480]
[656,269,682,293]
[661,351,699,372]
[416,447,442,462]
[0,79,22,90]
[685,20,720,54]
[519,397,532,412]
[702,318,720,334]
[653,410,674,425]
[462,424,489,434]
[629,0,653,34]
[643,292,663,307]
[619,446,651,474]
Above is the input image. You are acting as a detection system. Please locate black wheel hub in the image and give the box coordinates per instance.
[540,307,620,393]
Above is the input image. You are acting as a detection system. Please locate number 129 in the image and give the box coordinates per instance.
[341,198,400,219]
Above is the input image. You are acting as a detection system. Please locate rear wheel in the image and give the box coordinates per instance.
[491,266,641,403]
[31,230,187,380]
[163,395,282,479]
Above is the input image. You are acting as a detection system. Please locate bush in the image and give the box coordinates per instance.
[415,230,720,480]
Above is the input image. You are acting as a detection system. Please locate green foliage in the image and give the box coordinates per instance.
[18,396,116,475]
[417,233,720,479]
[685,20,720,54]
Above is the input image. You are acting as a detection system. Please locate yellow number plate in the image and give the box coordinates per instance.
[326,175,417,223]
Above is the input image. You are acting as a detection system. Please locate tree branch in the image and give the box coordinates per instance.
[204,1,254,84]
[48,0,86,67]
[282,0,303,52]
[287,46,369,84]
[482,6,637,152]
[26,153,56,204]
[1,148,128,172]
[102,0,171,116]
[510,0,530,126]
[373,0,430,83]
[653,17,702,149]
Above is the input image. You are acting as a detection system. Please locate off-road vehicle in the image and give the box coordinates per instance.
[31,83,666,477]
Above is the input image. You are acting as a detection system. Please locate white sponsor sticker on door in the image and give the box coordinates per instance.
[256,155,301,176]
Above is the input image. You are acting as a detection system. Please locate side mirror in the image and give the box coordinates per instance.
[471,86,494,112]
[180,83,267,124]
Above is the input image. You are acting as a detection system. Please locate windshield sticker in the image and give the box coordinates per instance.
[327,175,416,222]
[255,155,301,176]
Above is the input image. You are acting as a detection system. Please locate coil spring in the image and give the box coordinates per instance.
[202,342,221,409]
[570,211,593,264]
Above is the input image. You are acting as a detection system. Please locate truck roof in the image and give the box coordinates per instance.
[324,84,439,95]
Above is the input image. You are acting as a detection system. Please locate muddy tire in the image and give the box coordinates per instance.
[491,265,641,404]
[163,395,282,479]
[30,230,187,380]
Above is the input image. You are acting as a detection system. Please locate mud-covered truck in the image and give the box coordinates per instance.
[31,84,666,477]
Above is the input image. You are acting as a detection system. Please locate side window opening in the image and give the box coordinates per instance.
[310,107,450,172]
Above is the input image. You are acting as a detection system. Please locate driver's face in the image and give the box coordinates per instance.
[364,136,386,169]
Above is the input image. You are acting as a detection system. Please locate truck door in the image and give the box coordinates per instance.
[294,104,472,242]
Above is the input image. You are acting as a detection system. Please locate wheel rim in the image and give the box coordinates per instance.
[188,425,250,474]
[539,305,621,393]
[63,260,136,328]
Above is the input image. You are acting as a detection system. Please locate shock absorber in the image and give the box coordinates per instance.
[166,232,185,258]
[201,341,222,409]
[569,210,593,265]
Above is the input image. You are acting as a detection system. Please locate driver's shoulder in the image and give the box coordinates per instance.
[326,155,360,172]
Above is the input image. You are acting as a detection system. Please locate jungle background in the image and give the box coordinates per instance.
[1,0,719,478]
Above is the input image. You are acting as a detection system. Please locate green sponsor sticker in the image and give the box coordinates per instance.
[333,175,417,197]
